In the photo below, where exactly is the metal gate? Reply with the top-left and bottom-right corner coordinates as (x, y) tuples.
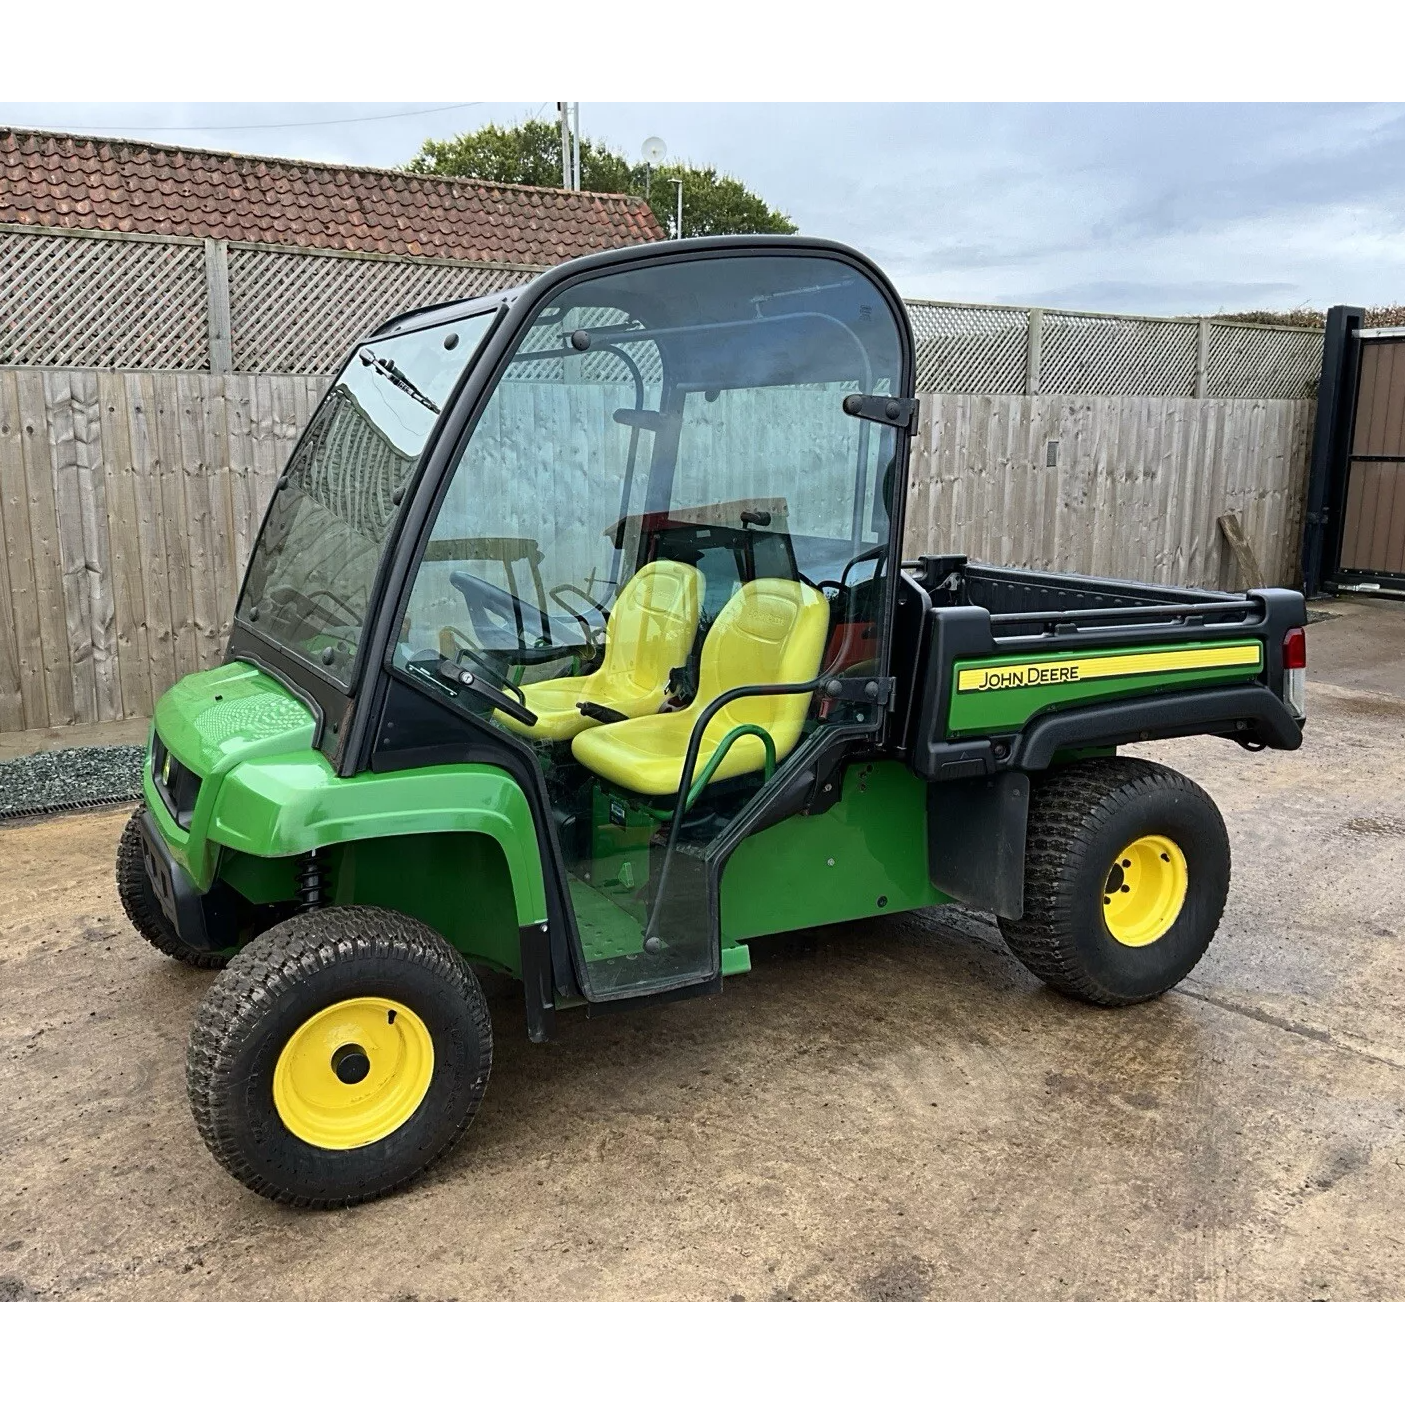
(1303, 312), (1405, 596)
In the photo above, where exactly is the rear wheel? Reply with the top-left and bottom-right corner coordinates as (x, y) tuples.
(116, 806), (230, 970)
(998, 758), (1230, 1005)
(186, 906), (492, 1208)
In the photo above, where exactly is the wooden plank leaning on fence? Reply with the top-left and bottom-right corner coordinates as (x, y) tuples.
(1217, 510), (1267, 591)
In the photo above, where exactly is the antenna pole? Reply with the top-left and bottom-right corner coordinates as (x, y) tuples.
(558, 103), (571, 189)
(572, 103), (582, 190)
(671, 177), (683, 239)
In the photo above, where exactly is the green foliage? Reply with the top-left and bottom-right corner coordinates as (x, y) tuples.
(1216, 306), (1405, 329)
(642, 162), (796, 238)
(405, 119), (633, 193)
(405, 120), (796, 238)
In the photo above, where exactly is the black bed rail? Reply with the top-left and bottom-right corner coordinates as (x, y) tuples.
(990, 596), (1262, 639)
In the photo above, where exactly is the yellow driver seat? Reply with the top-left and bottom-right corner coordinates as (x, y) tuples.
(570, 577), (829, 796)
(497, 560), (703, 742)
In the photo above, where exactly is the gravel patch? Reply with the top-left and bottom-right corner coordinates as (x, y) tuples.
(0, 745), (144, 818)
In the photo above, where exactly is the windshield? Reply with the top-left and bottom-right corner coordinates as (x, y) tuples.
(235, 307), (496, 684)
(396, 256), (902, 695)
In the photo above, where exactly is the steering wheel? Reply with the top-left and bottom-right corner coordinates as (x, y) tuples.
(549, 581), (610, 643)
(449, 570), (588, 662)
(305, 589), (359, 624)
(548, 583), (610, 660)
(550, 581), (611, 621)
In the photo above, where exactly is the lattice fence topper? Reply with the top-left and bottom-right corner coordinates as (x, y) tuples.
(1207, 321), (1323, 399)
(906, 301), (1030, 395)
(1, 226), (1329, 397)
(1039, 312), (1199, 397)
(228, 246), (526, 375)
(0, 229), (208, 370)
(906, 296), (1325, 398)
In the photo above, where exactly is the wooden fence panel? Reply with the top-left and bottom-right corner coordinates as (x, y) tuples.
(0, 373), (1315, 734)
(125, 372), (178, 706)
(97, 371), (152, 720)
(904, 393), (1315, 592)
(16, 369), (76, 727)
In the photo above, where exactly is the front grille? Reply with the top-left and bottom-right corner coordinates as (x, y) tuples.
(151, 733), (202, 829)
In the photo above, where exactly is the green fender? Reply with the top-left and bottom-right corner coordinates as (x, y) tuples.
(207, 753), (549, 927)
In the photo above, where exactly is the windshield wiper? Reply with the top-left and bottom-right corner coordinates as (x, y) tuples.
(358, 348), (440, 414)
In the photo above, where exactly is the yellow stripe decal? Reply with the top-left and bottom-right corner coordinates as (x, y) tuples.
(956, 643), (1263, 694)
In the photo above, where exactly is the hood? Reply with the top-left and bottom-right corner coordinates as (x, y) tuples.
(153, 662), (316, 779)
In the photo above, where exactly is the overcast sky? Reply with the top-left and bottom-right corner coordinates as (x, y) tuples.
(4, 101), (1403, 315)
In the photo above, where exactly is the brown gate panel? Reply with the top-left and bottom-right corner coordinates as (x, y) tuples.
(1340, 338), (1405, 575)
(1341, 462), (1405, 571)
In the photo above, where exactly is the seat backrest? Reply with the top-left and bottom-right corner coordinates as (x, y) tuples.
(583, 560), (703, 702)
(694, 578), (830, 755)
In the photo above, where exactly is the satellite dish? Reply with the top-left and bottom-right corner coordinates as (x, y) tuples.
(641, 136), (667, 165)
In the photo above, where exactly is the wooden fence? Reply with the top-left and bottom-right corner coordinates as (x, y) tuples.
(907, 394), (1316, 593)
(0, 368), (1314, 734)
(0, 369), (328, 734)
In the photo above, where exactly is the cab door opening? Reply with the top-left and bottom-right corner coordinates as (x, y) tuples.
(391, 252), (909, 1001)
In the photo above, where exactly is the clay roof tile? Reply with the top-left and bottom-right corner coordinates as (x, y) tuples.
(0, 125), (665, 262)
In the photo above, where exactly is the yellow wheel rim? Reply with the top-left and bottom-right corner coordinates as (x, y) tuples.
(272, 997), (434, 1150)
(1102, 834), (1188, 947)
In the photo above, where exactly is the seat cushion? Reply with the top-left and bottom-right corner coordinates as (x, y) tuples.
(495, 560), (702, 741)
(497, 674), (599, 742)
(571, 578), (829, 796)
(570, 707), (781, 796)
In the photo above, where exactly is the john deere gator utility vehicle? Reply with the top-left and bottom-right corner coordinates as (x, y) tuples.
(118, 236), (1308, 1207)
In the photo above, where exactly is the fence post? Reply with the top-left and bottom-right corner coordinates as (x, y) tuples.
(1195, 318), (1210, 397)
(1025, 308), (1043, 396)
(204, 239), (232, 375)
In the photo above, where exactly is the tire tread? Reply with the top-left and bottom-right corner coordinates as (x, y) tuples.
(186, 906), (492, 1209)
(998, 757), (1228, 1006)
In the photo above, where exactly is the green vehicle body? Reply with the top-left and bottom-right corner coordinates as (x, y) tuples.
(143, 625), (1293, 999)
(133, 234), (1307, 1041)
(145, 661), (954, 984)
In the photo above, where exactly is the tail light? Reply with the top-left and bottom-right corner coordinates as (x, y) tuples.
(1282, 626), (1306, 721)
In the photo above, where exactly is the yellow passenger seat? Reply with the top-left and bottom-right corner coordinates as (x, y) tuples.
(570, 578), (829, 796)
(497, 560), (703, 742)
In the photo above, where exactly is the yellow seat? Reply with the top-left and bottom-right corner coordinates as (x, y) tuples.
(571, 578), (829, 796)
(497, 560), (703, 742)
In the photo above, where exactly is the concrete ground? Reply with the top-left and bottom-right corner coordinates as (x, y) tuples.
(2, 597), (1403, 1301)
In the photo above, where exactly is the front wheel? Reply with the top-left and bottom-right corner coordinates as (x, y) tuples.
(116, 807), (231, 970)
(998, 758), (1230, 1006)
(186, 906), (492, 1208)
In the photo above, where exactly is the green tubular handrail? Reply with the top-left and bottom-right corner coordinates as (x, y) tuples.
(684, 724), (776, 811)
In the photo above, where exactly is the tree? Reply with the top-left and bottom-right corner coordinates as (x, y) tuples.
(405, 119), (634, 194)
(405, 120), (796, 238)
(644, 162), (796, 238)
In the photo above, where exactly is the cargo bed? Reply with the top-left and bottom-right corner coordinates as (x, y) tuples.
(893, 555), (1305, 781)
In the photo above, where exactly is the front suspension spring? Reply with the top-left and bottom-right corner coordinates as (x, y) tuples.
(296, 850), (328, 911)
